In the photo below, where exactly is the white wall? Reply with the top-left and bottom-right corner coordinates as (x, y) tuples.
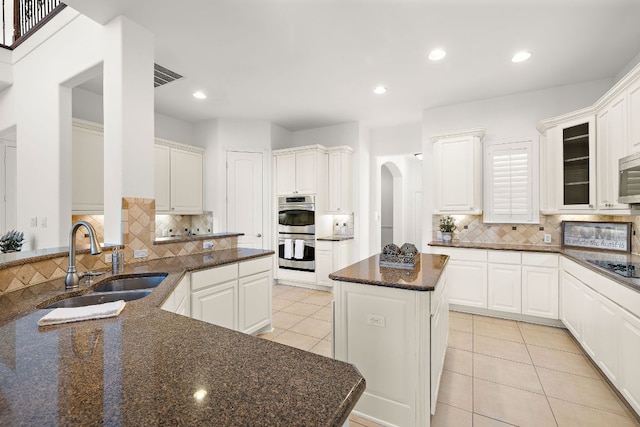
(72, 87), (195, 145)
(270, 123), (292, 150)
(421, 78), (614, 249)
(291, 122), (359, 148)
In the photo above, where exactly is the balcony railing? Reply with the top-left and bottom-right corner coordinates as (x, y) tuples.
(2, 0), (64, 48)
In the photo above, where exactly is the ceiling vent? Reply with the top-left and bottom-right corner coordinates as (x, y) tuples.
(154, 63), (183, 88)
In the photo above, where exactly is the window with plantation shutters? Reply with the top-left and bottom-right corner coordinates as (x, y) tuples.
(484, 138), (539, 224)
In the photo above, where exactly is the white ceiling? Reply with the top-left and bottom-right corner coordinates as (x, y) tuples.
(66, 0), (640, 131)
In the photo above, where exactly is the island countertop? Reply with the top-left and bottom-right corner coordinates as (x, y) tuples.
(329, 253), (449, 291)
(0, 248), (365, 426)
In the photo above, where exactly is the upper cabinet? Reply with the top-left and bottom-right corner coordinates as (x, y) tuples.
(628, 77), (640, 153)
(432, 129), (484, 214)
(273, 146), (328, 196)
(327, 146), (353, 213)
(72, 119), (104, 213)
(558, 116), (596, 210)
(155, 138), (204, 214)
(597, 94), (628, 210)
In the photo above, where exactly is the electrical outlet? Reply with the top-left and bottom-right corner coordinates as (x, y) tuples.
(436, 230), (443, 240)
(105, 253), (113, 263)
(133, 249), (147, 259)
(203, 241), (213, 249)
(366, 314), (386, 328)
(40, 217), (47, 228)
(544, 234), (552, 244)
(30, 217), (37, 227)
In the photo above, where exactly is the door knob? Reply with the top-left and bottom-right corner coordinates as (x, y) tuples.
(256, 233), (262, 238)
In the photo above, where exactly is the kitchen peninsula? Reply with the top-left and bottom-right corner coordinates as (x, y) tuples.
(0, 249), (365, 426)
(329, 253), (449, 427)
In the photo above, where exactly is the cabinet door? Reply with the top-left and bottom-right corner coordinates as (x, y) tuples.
(579, 284), (598, 359)
(239, 271), (271, 334)
(628, 77), (640, 152)
(170, 148), (203, 213)
(191, 280), (238, 330)
(521, 266), (559, 319)
(447, 260), (487, 308)
(316, 249), (333, 286)
(430, 273), (448, 413)
(295, 150), (318, 194)
(275, 153), (297, 195)
(434, 136), (481, 213)
(559, 116), (596, 210)
(487, 263), (521, 313)
(154, 144), (171, 212)
(620, 308), (640, 415)
(597, 95), (628, 210)
(595, 295), (619, 383)
(336, 240), (352, 270)
(560, 271), (583, 339)
(328, 151), (353, 212)
(72, 125), (104, 212)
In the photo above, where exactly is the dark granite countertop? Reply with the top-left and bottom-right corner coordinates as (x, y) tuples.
(329, 253), (448, 291)
(428, 240), (640, 294)
(0, 248), (365, 426)
(317, 236), (355, 242)
(153, 231), (243, 245)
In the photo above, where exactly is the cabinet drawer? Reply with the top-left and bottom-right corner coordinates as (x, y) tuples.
(192, 263), (238, 290)
(523, 252), (558, 268)
(488, 250), (521, 265)
(316, 240), (333, 251)
(239, 256), (272, 278)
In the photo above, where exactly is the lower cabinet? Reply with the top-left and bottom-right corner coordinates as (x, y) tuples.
(448, 260), (488, 308)
(333, 268), (448, 426)
(488, 251), (521, 314)
(560, 258), (640, 417)
(521, 253), (559, 319)
(316, 239), (353, 287)
(162, 255), (273, 335)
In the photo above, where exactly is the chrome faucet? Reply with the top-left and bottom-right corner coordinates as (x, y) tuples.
(65, 221), (103, 290)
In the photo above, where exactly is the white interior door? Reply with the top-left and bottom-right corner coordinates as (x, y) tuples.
(226, 151), (264, 248)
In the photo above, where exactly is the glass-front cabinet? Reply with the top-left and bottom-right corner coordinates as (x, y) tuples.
(559, 116), (596, 210)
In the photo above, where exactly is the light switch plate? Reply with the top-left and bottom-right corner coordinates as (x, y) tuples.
(30, 217), (37, 227)
(203, 241), (213, 249)
(105, 253), (112, 263)
(40, 217), (47, 228)
(544, 234), (552, 243)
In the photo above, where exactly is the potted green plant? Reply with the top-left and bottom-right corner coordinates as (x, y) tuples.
(438, 216), (456, 244)
(0, 230), (25, 253)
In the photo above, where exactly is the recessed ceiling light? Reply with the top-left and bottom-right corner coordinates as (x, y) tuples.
(428, 49), (446, 61)
(193, 91), (207, 99)
(373, 86), (387, 95)
(512, 51), (532, 63)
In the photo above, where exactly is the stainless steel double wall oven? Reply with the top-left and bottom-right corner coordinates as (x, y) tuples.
(278, 195), (315, 272)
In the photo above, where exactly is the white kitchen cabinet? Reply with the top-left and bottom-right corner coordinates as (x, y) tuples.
(191, 263), (239, 330)
(316, 239), (353, 287)
(333, 266), (448, 426)
(620, 308), (640, 415)
(560, 271), (584, 339)
(628, 76), (640, 152)
(327, 147), (353, 213)
(596, 94), (628, 210)
(558, 116), (597, 210)
(238, 256), (273, 334)
(595, 295), (620, 382)
(161, 275), (191, 316)
(72, 119), (104, 213)
(154, 138), (204, 214)
(521, 253), (559, 319)
(274, 146), (327, 196)
(447, 260), (488, 308)
(432, 129), (484, 214)
(487, 251), (521, 314)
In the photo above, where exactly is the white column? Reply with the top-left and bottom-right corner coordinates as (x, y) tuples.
(103, 16), (154, 244)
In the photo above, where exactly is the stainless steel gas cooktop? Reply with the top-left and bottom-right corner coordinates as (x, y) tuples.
(587, 259), (640, 278)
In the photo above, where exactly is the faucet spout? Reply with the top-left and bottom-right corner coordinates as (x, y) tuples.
(65, 221), (103, 290)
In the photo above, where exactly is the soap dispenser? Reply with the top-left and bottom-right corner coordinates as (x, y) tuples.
(112, 246), (124, 274)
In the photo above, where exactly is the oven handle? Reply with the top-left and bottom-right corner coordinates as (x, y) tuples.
(278, 204), (315, 212)
(278, 236), (315, 245)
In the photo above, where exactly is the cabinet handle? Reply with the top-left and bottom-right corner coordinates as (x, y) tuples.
(589, 204), (594, 208)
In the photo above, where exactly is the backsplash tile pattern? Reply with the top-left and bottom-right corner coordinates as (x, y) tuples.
(155, 213), (213, 238)
(433, 214), (640, 254)
(0, 199), (236, 295)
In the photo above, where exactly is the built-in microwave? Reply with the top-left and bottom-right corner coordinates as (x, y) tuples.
(618, 152), (640, 204)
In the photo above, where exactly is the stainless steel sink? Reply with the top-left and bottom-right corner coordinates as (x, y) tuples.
(43, 290), (152, 309)
(93, 273), (168, 292)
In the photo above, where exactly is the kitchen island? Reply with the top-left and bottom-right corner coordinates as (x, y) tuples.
(0, 248), (365, 426)
(329, 253), (449, 427)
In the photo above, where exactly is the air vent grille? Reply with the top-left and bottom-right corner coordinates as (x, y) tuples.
(154, 63), (183, 88)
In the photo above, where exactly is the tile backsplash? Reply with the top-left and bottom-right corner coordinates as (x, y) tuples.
(433, 214), (640, 254)
(155, 213), (213, 238)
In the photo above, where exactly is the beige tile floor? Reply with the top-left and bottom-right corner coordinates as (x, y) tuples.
(259, 285), (640, 427)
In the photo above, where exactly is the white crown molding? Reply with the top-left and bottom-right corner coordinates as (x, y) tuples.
(536, 105), (596, 134)
(72, 118), (104, 134)
(430, 128), (485, 143)
(154, 137), (205, 153)
(272, 144), (328, 155)
(326, 145), (354, 153)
